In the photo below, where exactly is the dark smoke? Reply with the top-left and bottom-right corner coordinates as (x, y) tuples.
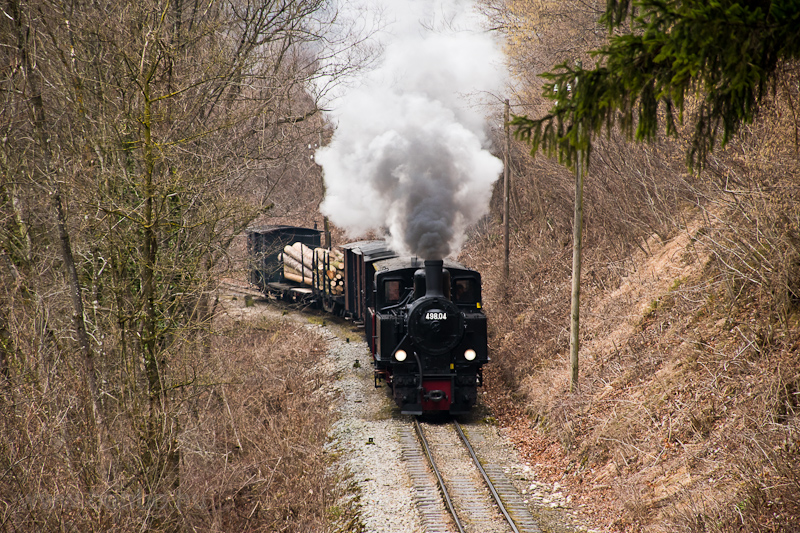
(390, 137), (460, 260)
(316, 0), (505, 258)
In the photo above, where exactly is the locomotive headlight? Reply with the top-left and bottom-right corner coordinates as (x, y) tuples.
(395, 349), (408, 362)
(464, 349), (477, 361)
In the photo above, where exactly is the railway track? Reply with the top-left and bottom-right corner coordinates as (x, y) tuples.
(405, 418), (543, 533)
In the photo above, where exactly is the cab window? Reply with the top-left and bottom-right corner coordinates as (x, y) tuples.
(453, 279), (476, 303)
(383, 280), (402, 305)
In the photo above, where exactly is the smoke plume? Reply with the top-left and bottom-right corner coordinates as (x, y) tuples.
(316, 0), (505, 259)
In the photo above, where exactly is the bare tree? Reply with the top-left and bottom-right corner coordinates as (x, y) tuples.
(0, 0), (366, 528)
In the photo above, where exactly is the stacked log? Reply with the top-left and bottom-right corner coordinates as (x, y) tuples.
(314, 247), (345, 296)
(279, 242), (314, 285)
(279, 242), (345, 296)
(281, 264), (313, 285)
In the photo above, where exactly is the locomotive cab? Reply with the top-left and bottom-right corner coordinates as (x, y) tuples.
(373, 257), (488, 415)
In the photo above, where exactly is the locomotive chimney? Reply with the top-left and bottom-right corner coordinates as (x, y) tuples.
(424, 259), (444, 297)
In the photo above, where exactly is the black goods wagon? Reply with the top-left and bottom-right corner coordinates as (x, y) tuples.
(247, 225), (320, 288)
(338, 240), (397, 322)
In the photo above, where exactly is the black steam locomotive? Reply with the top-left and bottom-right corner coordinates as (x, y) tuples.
(247, 225), (488, 415)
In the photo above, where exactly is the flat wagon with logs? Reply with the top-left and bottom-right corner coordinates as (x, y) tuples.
(247, 226), (397, 318)
(247, 225), (346, 313)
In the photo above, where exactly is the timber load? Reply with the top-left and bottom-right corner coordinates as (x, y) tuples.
(279, 242), (344, 296)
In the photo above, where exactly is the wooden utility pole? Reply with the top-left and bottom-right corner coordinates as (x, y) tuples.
(503, 99), (510, 279)
(320, 132), (332, 250)
(570, 64), (583, 393)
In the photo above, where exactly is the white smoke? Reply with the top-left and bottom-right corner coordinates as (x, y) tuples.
(316, 0), (505, 259)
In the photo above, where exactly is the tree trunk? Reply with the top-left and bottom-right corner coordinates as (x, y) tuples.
(11, 0), (104, 479)
(570, 119), (584, 394)
(141, 74), (181, 512)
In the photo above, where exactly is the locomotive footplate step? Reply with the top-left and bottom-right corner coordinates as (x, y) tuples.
(401, 404), (423, 416)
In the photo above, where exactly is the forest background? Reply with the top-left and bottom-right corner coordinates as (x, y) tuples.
(1, 0), (798, 532)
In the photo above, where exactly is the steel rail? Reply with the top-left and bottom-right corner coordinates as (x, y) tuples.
(413, 417), (466, 533)
(454, 420), (521, 533)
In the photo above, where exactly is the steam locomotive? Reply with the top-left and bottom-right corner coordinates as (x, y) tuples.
(247, 225), (488, 415)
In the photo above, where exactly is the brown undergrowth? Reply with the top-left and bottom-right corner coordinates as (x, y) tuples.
(464, 117), (800, 531)
(0, 293), (342, 532)
(177, 302), (340, 531)
(466, 207), (800, 532)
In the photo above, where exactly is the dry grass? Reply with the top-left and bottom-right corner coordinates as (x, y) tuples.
(0, 297), (345, 532)
(177, 312), (339, 531)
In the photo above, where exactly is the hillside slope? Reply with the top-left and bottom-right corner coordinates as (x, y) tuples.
(465, 209), (800, 532)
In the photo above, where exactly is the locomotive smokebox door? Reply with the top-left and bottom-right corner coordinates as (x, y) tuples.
(406, 261), (462, 356)
(408, 300), (463, 356)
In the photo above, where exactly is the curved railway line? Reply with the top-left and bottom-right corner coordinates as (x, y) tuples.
(408, 418), (543, 533)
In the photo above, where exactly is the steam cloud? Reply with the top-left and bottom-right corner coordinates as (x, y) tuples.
(316, 0), (505, 260)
